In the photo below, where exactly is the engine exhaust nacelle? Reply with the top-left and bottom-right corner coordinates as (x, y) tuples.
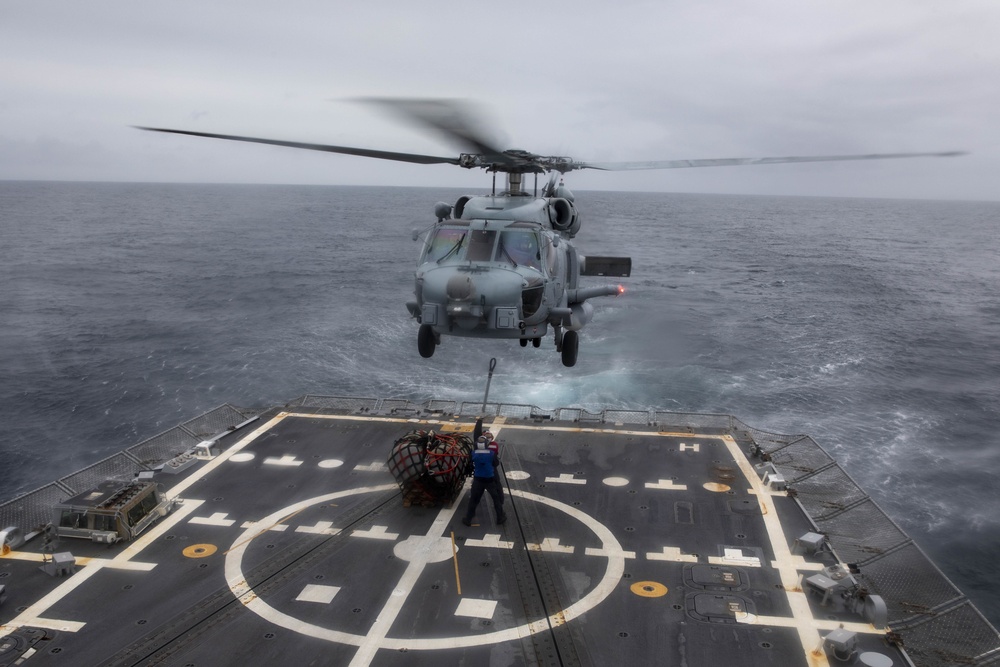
(549, 198), (581, 237)
(454, 195), (473, 219)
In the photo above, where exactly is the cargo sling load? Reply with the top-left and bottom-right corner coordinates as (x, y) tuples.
(387, 430), (474, 506)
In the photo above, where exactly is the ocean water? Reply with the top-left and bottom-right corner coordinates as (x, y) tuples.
(1, 181), (998, 626)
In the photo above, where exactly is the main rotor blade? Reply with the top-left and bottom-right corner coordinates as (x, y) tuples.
(135, 127), (461, 166)
(580, 151), (966, 172)
(356, 98), (511, 164)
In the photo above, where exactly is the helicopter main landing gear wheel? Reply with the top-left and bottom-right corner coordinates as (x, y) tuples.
(532, 337), (541, 348)
(418, 324), (436, 358)
(519, 338), (528, 347)
(561, 330), (579, 367)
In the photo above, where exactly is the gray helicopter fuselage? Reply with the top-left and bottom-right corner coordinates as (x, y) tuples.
(406, 193), (600, 341)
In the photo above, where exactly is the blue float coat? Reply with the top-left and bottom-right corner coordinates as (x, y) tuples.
(471, 448), (498, 479)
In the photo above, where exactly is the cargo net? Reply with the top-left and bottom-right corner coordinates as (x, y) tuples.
(387, 430), (473, 507)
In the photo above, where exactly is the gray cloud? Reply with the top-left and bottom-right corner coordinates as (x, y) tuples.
(1, 0), (996, 200)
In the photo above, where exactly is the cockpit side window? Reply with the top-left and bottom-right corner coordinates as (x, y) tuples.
(423, 228), (466, 264)
(495, 231), (542, 271)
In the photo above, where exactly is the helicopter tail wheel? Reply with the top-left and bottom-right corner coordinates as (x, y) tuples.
(532, 337), (541, 348)
(561, 330), (579, 367)
(520, 338), (528, 348)
(418, 324), (436, 358)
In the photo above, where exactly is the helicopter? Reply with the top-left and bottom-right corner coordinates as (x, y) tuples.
(138, 98), (963, 366)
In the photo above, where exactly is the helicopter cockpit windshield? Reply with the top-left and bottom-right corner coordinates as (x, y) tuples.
(467, 230), (497, 262)
(495, 230), (542, 271)
(422, 225), (545, 272)
(423, 227), (467, 264)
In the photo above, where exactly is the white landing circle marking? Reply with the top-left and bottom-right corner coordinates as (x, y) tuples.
(455, 598), (498, 619)
(602, 477), (629, 487)
(504, 470), (530, 480)
(229, 453), (255, 463)
(224, 487), (625, 652)
(393, 535), (455, 563)
(318, 459), (345, 469)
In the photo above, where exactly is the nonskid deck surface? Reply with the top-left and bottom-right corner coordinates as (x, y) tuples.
(0, 409), (931, 665)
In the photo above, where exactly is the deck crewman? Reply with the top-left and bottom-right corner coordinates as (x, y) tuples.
(481, 429), (504, 495)
(462, 435), (506, 526)
(472, 418), (504, 496)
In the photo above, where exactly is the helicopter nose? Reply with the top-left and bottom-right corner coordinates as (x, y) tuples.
(421, 268), (524, 330)
(446, 274), (475, 301)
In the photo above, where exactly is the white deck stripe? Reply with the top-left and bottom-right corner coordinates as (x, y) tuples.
(347, 480), (470, 667)
(646, 546), (697, 563)
(0, 498), (204, 637)
(16, 617), (86, 632)
(644, 479), (688, 490)
(586, 547), (636, 559)
(720, 435), (884, 665)
(0, 551), (157, 571)
(740, 614), (883, 634)
(545, 473), (586, 485)
(190, 512), (236, 527)
(527, 538), (575, 554)
(466, 534), (515, 549)
(165, 414), (289, 498)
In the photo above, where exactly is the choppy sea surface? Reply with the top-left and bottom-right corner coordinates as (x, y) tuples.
(1, 181), (998, 625)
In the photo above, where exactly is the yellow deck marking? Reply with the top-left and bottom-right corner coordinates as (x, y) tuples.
(183, 544), (218, 558)
(703, 482), (731, 492)
(451, 531), (462, 595)
(283, 413), (427, 424)
(279, 412), (720, 442)
(440, 423), (474, 432)
(630, 581), (668, 598)
(465, 422), (726, 440)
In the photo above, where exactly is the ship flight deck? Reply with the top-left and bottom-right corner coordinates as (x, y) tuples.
(2, 398), (998, 666)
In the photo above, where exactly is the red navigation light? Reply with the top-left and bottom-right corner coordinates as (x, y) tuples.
(617, 285), (626, 295)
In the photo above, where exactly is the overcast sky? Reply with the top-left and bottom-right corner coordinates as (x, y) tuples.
(2, 1), (998, 200)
